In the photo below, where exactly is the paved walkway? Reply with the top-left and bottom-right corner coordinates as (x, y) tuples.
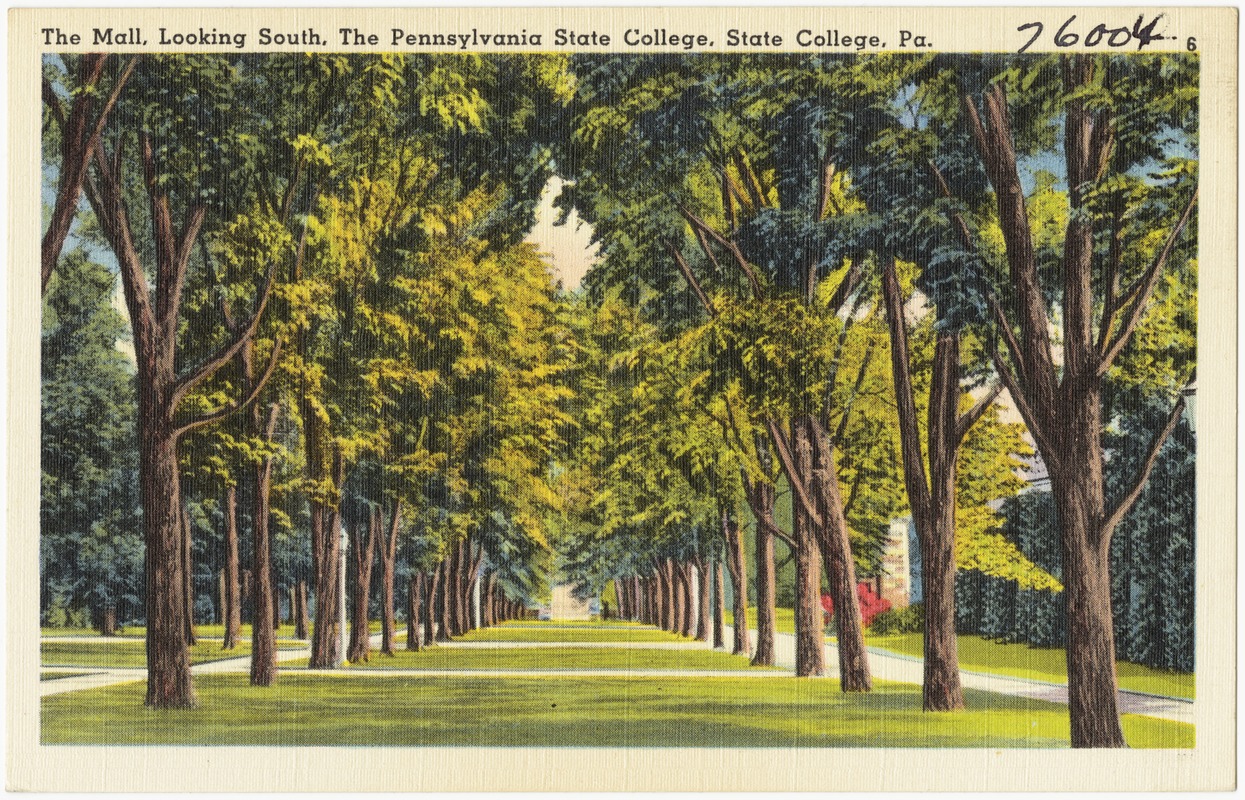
(722, 628), (1193, 724)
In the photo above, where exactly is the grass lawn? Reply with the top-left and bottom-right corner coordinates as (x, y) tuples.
(40, 627), (143, 638)
(866, 633), (1194, 700)
(40, 671), (98, 681)
(42, 623), (317, 640)
(40, 673), (1192, 748)
(458, 624), (684, 644)
(323, 645), (776, 672)
(40, 640), (304, 669)
(725, 607), (798, 635)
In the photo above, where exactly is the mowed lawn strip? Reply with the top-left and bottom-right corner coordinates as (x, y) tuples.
(41, 640), (304, 669)
(41, 674), (1192, 748)
(866, 633), (1194, 700)
(305, 646), (777, 672)
(458, 624), (689, 644)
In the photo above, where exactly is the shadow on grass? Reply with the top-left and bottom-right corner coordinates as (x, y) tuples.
(41, 674), (1193, 749)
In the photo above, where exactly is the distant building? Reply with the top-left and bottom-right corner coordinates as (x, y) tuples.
(880, 519), (912, 608)
(549, 584), (592, 620)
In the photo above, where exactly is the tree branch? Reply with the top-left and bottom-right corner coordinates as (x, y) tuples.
(1098, 186), (1199, 375)
(990, 345), (1055, 465)
(173, 339), (283, 439)
(954, 380), (1004, 447)
(663, 239), (715, 316)
(170, 259), (280, 409)
(678, 204), (763, 298)
(764, 419), (824, 530)
(1098, 388), (1190, 546)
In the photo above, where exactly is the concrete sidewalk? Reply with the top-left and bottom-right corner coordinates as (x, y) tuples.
(722, 628), (1193, 724)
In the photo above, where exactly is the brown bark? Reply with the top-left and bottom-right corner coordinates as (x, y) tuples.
(249, 402), (281, 686)
(790, 418), (825, 678)
(435, 558), (452, 642)
(695, 559), (710, 642)
(679, 561), (695, 638)
(378, 498), (402, 656)
(488, 573), (499, 627)
(746, 480), (778, 666)
(712, 561), (725, 649)
(881, 258), (963, 710)
(406, 572), (423, 651)
(347, 507), (379, 663)
(97, 604), (118, 637)
(222, 484), (242, 649)
(294, 580), (309, 640)
(656, 563), (674, 632)
(721, 508), (751, 657)
(141, 424), (196, 707)
(424, 569), (440, 645)
(799, 415), (872, 689)
(180, 501), (196, 646)
(308, 498), (343, 667)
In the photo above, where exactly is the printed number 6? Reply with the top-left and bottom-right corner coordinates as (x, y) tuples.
(1187, 37), (1197, 51)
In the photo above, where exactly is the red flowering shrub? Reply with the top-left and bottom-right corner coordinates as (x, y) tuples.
(821, 583), (893, 629)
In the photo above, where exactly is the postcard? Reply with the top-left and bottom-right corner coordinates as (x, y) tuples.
(9, 5), (1236, 792)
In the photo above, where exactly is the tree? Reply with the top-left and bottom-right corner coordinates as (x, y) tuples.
(41, 54), (136, 294)
(68, 55), (286, 706)
(41, 250), (141, 632)
(952, 53), (1197, 746)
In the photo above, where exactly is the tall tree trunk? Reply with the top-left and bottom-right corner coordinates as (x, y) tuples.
(347, 507), (379, 663)
(882, 256), (966, 710)
(180, 500), (196, 646)
(294, 580), (309, 640)
(222, 483), (241, 649)
(712, 561), (725, 649)
(308, 452), (345, 668)
(1051, 406), (1126, 748)
(98, 603), (118, 637)
(680, 561), (695, 637)
(695, 559), (710, 642)
(141, 423), (195, 708)
(721, 508), (751, 657)
(802, 415), (872, 690)
(790, 418), (826, 678)
(249, 404), (281, 686)
(379, 498), (401, 657)
(747, 480), (778, 666)
(407, 572), (423, 651)
(423, 570), (439, 646)
(436, 558), (452, 642)
(483, 572), (497, 628)
(655, 564), (672, 632)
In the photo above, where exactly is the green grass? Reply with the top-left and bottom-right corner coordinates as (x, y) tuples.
(724, 607), (798, 635)
(866, 633), (1195, 700)
(40, 671), (97, 681)
(40, 673), (1192, 748)
(41, 623), (308, 640)
(41, 627), (143, 638)
(458, 624), (683, 644)
(40, 639), (304, 669)
(324, 645), (776, 672)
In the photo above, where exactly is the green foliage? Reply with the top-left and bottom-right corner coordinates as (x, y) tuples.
(41, 251), (142, 624)
(869, 603), (924, 635)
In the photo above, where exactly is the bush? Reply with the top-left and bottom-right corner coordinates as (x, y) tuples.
(869, 603), (924, 635)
